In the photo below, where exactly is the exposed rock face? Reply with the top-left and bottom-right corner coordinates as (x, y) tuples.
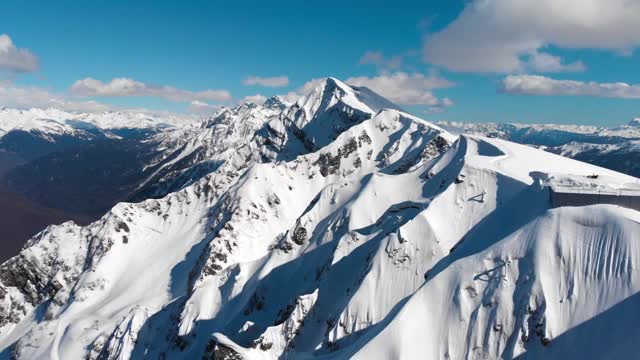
(95, 306), (150, 360)
(252, 290), (319, 357)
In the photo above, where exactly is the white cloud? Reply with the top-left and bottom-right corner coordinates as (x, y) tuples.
(242, 75), (289, 87)
(345, 72), (454, 106)
(297, 78), (326, 95)
(187, 100), (222, 114)
(527, 52), (586, 73)
(70, 77), (232, 102)
(500, 74), (640, 98)
(0, 34), (38, 73)
(425, 101), (454, 114)
(276, 78), (326, 104)
(423, 0), (640, 73)
(359, 51), (403, 70)
(0, 81), (112, 112)
(239, 94), (267, 105)
(278, 91), (302, 105)
(0, 81), (209, 116)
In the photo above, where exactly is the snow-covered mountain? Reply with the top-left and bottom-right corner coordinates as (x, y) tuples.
(437, 120), (640, 177)
(130, 78), (403, 201)
(0, 78), (639, 360)
(2, 79), (405, 251)
(129, 98), (286, 201)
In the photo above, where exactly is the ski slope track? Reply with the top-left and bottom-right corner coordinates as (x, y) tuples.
(0, 78), (638, 359)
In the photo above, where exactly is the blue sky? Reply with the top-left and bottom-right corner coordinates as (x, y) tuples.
(2, 0), (640, 126)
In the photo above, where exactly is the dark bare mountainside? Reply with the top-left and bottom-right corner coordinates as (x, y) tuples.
(0, 183), (91, 261)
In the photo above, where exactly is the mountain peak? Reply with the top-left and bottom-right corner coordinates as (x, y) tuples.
(263, 95), (288, 110)
(279, 77), (384, 151)
(628, 118), (640, 127)
(323, 76), (350, 91)
(292, 77), (401, 120)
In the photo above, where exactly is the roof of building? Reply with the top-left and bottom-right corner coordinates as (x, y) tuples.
(547, 174), (640, 197)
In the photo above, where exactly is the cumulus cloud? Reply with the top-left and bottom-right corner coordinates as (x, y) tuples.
(239, 94), (268, 105)
(187, 100), (222, 114)
(500, 75), (640, 99)
(0, 81), (112, 112)
(0, 81), (209, 116)
(424, 0), (640, 73)
(527, 52), (586, 73)
(425, 98), (455, 114)
(0, 34), (38, 73)
(345, 72), (454, 107)
(359, 51), (404, 70)
(242, 75), (289, 87)
(278, 91), (302, 105)
(297, 78), (326, 96)
(276, 78), (326, 104)
(70, 77), (232, 102)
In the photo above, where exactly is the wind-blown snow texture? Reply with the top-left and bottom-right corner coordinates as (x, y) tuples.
(436, 120), (640, 178)
(1, 78), (639, 360)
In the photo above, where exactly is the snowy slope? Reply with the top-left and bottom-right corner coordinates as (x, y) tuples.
(353, 203), (640, 359)
(436, 120), (640, 178)
(0, 78), (638, 360)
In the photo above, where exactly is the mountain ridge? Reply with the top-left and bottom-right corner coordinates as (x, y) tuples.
(437, 120), (640, 178)
(0, 78), (638, 359)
